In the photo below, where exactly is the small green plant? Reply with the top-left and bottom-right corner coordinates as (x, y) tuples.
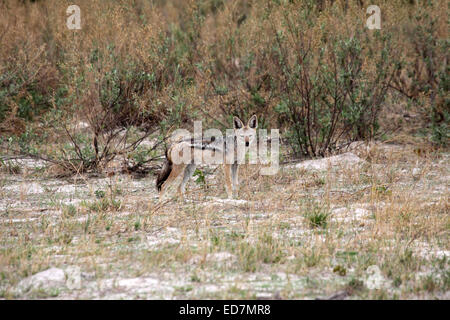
(175, 285), (193, 294)
(303, 249), (322, 268)
(393, 276), (402, 288)
(304, 204), (330, 229)
(333, 265), (347, 276)
(127, 236), (140, 243)
(190, 273), (201, 282)
(62, 204), (77, 217)
(86, 198), (121, 212)
(134, 219), (141, 231)
(374, 184), (391, 196)
(193, 169), (206, 188)
(84, 214), (91, 234)
(421, 275), (437, 293)
(33, 288), (60, 298)
(443, 271), (450, 291)
(346, 278), (365, 294)
(235, 232), (284, 272)
(94, 190), (106, 199)
(238, 243), (257, 272)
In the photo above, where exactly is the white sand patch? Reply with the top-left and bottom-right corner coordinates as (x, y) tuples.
(145, 237), (180, 248)
(65, 266), (82, 290)
(289, 152), (365, 172)
(116, 277), (159, 290)
(116, 211), (133, 217)
(62, 199), (85, 206)
(364, 265), (391, 290)
(0, 217), (38, 223)
(255, 292), (273, 299)
(207, 252), (236, 262)
(90, 276), (186, 299)
(145, 227), (182, 249)
(55, 184), (85, 193)
(3, 158), (47, 170)
(193, 284), (223, 294)
(331, 207), (372, 223)
(414, 241), (450, 260)
(15, 268), (66, 295)
(4, 182), (44, 194)
(205, 197), (249, 206)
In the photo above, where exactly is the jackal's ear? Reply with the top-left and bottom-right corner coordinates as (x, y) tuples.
(233, 116), (244, 129)
(248, 114), (258, 129)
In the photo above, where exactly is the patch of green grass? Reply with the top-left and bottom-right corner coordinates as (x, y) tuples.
(134, 220), (141, 231)
(303, 249), (322, 268)
(193, 169), (206, 188)
(237, 242), (258, 272)
(30, 287), (60, 298)
(127, 236), (140, 243)
(333, 265), (347, 276)
(190, 273), (201, 282)
(174, 285), (193, 294)
(314, 176), (326, 186)
(443, 270), (450, 291)
(345, 278), (365, 294)
(94, 189), (106, 199)
(393, 276), (402, 288)
(374, 184), (391, 196)
(225, 286), (256, 299)
(336, 250), (359, 261)
(257, 233), (284, 264)
(236, 233), (284, 272)
(84, 198), (121, 212)
(210, 230), (245, 250)
(381, 248), (424, 288)
(419, 275), (438, 293)
(303, 204), (330, 229)
(278, 222), (290, 230)
(62, 204), (77, 217)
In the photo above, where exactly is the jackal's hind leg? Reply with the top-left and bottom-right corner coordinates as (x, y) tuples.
(159, 164), (186, 202)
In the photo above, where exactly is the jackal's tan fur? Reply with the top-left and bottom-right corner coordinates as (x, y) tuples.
(156, 115), (258, 201)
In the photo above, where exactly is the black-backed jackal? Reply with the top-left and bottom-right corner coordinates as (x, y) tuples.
(156, 115), (258, 201)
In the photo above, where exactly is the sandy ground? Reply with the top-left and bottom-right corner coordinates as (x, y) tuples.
(0, 143), (448, 299)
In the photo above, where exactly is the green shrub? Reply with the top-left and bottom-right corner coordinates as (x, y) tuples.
(272, 19), (398, 156)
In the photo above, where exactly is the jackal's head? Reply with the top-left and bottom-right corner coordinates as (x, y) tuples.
(233, 115), (258, 147)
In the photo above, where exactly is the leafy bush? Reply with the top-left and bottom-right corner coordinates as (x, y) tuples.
(271, 13), (398, 156)
(391, 3), (449, 146)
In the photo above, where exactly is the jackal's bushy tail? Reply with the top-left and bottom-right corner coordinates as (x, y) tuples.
(156, 150), (172, 191)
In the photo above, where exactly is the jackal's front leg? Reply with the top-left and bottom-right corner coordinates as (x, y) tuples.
(231, 163), (239, 198)
(177, 164), (196, 202)
(223, 164), (233, 199)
